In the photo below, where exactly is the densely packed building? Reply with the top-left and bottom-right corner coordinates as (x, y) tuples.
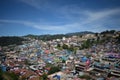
(0, 31), (120, 80)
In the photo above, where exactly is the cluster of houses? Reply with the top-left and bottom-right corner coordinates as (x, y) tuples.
(0, 31), (120, 80)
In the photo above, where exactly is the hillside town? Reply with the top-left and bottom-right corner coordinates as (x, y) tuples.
(0, 30), (120, 80)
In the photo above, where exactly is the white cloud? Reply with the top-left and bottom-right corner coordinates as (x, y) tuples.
(18, 0), (54, 10)
(0, 7), (120, 33)
(0, 19), (70, 32)
(62, 8), (120, 32)
(83, 8), (120, 24)
(18, 0), (43, 9)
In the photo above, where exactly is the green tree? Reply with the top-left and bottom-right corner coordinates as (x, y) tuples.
(62, 60), (66, 63)
(79, 75), (92, 80)
(57, 44), (63, 50)
(48, 66), (60, 75)
(62, 44), (68, 49)
(57, 44), (61, 48)
(0, 36), (27, 47)
(0, 69), (19, 80)
(40, 73), (48, 80)
(0, 69), (3, 80)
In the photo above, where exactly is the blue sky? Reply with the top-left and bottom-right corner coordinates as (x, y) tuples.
(0, 0), (120, 36)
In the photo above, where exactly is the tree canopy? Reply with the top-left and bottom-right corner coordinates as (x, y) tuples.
(0, 36), (27, 46)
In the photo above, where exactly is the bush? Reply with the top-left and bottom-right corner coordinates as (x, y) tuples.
(0, 69), (19, 80)
(40, 73), (48, 80)
(79, 75), (92, 80)
(48, 66), (60, 75)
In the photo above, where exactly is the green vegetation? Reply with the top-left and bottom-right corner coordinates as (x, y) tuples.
(57, 44), (61, 48)
(62, 44), (69, 49)
(81, 39), (92, 49)
(79, 74), (92, 80)
(48, 66), (60, 75)
(116, 34), (120, 43)
(25, 31), (94, 41)
(40, 73), (48, 80)
(100, 30), (116, 34)
(0, 36), (27, 46)
(80, 39), (96, 49)
(0, 69), (19, 80)
(24, 59), (31, 65)
(62, 44), (77, 52)
(62, 59), (66, 63)
(80, 37), (105, 50)
(25, 34), (68, 41)
(45, 63), (54, 68)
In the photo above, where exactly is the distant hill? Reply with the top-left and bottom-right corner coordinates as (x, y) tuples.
(25, 31), (94, 41)
(66, 31), (94, 36)
(0, 30), (119, 46)
(0, 36), (27, 47)
(25, 34), (67, 41)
